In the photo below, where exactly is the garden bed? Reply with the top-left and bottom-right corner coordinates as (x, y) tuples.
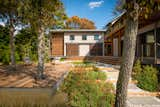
(59, 63), (115, 107)
(0, 63), (70, 88)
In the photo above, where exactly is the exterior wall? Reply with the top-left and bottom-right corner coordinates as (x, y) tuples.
(138, 20), (160, 35)
(105, 27), (124, 57)
(66, 44), (79, 56)
(64, 32), (104, 56)
(105, 12), (160, 64)
(64, 32), (104, 43)
(51, 33), (64, 56)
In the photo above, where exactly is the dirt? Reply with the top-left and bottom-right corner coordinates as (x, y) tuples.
(0, 63), (70, 88)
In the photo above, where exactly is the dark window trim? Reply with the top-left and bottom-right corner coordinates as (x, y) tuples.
(82, 35), (87, 40)
(94, 34), (99, 40)
(70, 35), (75, 40)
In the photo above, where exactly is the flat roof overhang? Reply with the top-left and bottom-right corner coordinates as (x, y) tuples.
(50, 29), (106, 33)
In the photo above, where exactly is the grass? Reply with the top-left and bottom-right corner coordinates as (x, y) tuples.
(72, 61), (94, 67)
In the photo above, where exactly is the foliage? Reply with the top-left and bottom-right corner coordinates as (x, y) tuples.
(15, 28), (38, 61)
(18, 0), (67, 77)
(66, 16), (96, 29)
(0, 0), (22, 66)
(59, 57), (66, 62)
(0, 26), (10, 64)
(132, 59), (142, 80)
(60, 64), (115, 107)
(137, 65), (158, 92)
(73, 61), (93, 66)
(19, 0), (67, 32)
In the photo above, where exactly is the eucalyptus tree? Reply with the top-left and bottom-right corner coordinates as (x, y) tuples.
(19, 0), (66, 79)
(114, 0), (160, 107)
(0, 0), (20, 69)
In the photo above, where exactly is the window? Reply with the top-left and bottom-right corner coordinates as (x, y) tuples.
(94, 34), (99, 40)
(82, 35), (87, 40)
(70, 35), (75, 40)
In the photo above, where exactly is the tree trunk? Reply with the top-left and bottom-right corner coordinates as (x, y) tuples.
(115, 6), (139, 107)
(37, 26), (45, 79)
(9, 20), (16, 70)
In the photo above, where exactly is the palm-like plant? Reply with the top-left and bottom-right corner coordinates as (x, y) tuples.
(19, 0), (66, 79)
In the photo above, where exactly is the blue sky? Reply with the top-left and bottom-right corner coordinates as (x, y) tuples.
(61, 0), (117, 29)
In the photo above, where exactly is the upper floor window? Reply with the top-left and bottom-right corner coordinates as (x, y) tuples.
(94, 34), (99, 40)
(70, 35), (75, 40)
(82, 35), (87, 40)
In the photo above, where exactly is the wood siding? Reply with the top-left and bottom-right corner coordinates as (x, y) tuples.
(66, 44), (79, 56)
(51, 33), (64, 56)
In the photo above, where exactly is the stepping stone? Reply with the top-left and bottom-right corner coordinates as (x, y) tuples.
(127, 96), (160, 107)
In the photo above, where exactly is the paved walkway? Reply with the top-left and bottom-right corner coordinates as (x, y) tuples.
(95, 62), (160, 107)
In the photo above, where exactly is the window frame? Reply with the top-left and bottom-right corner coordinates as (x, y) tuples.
(70, 35), (75, 40)
(82, 35), (87, 40)
(94, 34), (99, 40)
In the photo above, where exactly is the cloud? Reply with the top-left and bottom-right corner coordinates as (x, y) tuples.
(88, 1), (104, 9)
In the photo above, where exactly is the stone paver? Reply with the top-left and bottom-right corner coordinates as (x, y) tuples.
(127, 96), (160, 107)
(95, 63), (160, 107)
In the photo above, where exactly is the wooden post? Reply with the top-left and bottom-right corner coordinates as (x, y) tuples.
(141, 44), (143, 62)
(154, 24), (157, 64)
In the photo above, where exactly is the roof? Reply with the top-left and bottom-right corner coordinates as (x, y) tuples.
(50, 29), (106, 33)
(105, 11), (126, 28)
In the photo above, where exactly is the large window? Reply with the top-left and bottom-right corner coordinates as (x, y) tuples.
(94, 34), (99, 40)
(70, 35), (75, 40)
(141, 31), (155, 57)
(82, 35), (87, 40)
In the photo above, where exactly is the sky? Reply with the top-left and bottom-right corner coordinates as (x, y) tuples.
(61, 0), (117, 29)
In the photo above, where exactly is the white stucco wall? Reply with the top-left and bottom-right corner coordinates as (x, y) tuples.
(63, 32), (104, 56)
(64, 32), (104, 43)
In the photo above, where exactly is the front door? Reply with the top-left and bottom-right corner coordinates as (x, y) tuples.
(113, 38), (118, 57)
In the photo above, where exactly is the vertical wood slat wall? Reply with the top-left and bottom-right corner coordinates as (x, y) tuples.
(51, 33), (64, 56)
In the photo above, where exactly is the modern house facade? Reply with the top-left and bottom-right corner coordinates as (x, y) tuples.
(104, 12), (160, 64)
(49, 11), (160, 65)
(50, 29), (106, 57)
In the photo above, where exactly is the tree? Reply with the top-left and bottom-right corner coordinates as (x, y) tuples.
(15, 28), (37, 61)
(115, 0), (160, 107)
(19, 0), (66, 79)
(0, 0), (20, 69)
(66, 16), (96, 29)
(0, 25), (10, 64)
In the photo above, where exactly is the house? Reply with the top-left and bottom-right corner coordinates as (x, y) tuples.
(49, 29), (106, 57)
(105, 11), (160, 64)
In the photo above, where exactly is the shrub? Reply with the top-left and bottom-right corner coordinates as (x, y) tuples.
(137, 65), (158, 92)
(132, 59), (142, 80)
(0, 49), (10, 65)
(60, 70), (115, 107)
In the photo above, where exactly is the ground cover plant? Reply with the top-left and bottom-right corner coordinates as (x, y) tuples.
(60, 63), (115, 107)
(132, 60), (159, 92)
